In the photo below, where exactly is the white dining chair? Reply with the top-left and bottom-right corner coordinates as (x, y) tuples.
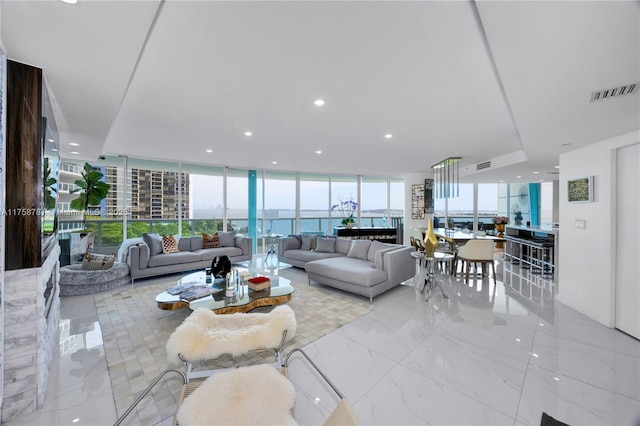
(454, 239), (496, 284)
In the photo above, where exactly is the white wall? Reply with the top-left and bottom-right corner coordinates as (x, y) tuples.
(403, 173), (432, 246)
(558, 130), (640, 327)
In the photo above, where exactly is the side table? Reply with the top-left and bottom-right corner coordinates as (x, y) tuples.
(410, 251), (450, 301)
(261, 234), (282, 264)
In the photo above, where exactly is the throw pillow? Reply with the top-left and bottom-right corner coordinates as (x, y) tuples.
(334, 238), (351, 255)
(143, 233), (163, 256)
(347, 239), (371, 260)
(315, 237), (336, 253)
(217, 231), (237, 247)
(202, 232), (221, 249)
(300, 235), (317, 251)
(81, 253), (115, 271)
(367, 240), (389, 262)
(162, 234), (180, 254)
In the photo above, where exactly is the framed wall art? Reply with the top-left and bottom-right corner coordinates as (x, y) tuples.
(411, 184), (425, 219)
(567, 176), (593, 203)
(424, 178), (434, 214)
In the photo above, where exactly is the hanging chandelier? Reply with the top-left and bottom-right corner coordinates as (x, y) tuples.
(431, 157), (461, 199)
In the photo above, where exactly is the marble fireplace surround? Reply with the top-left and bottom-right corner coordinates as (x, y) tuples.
(1, 244), (61, 422)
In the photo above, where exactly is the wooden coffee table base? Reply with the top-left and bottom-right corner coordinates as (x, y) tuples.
(209, 294), (292, 314)
(156, 293), (292, 314)
(157, 300), (189, 311)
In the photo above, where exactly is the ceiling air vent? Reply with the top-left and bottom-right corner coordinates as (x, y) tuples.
(590, 82), (639, 102)
(476, 161), (491, 171)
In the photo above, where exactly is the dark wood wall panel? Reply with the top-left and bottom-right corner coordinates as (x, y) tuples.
(6, 60), (43, 270)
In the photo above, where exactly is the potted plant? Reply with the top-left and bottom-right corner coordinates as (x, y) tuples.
(67, 163), (110, 262)
(492, 215), (509, 232)
(70, 162), (111, 219)
(331, 197), (357, 229)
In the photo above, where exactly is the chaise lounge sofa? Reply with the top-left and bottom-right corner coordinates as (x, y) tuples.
(118, 232), (252, 282)
(279, 235), (415, 302)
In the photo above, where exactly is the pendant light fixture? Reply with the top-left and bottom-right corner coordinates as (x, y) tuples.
(431, 157), (461, 199)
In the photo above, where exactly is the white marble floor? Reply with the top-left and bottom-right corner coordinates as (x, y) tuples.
(5, 259), (640, 425)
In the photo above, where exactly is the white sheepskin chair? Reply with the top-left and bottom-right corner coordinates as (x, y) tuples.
(175, 363), (297, 426)
(166, 305), (297, 367)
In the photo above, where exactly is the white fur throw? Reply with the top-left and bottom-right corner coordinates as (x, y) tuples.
(176, 363), (297, 426)
(166, 305), (297, 365)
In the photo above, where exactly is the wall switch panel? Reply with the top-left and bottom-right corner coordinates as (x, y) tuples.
(575, 219), (587, 229)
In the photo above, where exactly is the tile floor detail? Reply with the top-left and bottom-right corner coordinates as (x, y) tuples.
(5, 258), (640, 425)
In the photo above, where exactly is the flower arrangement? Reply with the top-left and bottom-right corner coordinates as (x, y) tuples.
(331, 197), (357, 226)
(492, 216), (509, 225)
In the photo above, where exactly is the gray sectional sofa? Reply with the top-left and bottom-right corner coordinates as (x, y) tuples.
(279, 235), (415, 302)
(118, 232), (252, 282)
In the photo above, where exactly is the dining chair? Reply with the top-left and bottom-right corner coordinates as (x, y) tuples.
(454, 239), (496, 284)
(408, 227), (417, 249)
(412, 227), (425, 251)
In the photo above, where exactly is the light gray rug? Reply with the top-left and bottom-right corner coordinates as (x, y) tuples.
(95, 269), (373, 425)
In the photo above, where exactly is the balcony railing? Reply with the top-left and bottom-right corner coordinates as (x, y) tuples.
(57, 216), (406, 255)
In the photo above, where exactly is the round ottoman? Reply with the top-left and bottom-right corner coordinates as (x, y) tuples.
(59, 262), (131, 296)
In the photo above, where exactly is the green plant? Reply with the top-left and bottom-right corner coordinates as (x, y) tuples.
(331, 197), (357, 226)
(43, 157), (57, 210)
(70, 163), (111, 213)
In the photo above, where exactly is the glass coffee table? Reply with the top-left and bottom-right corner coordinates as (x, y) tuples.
(155, 268), (294, 314)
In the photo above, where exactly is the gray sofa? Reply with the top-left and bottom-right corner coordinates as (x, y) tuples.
(279, 235), (415, 302)
(118, 232), (252, 282)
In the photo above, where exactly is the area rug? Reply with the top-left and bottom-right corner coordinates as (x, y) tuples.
(95, 271), (372, 425)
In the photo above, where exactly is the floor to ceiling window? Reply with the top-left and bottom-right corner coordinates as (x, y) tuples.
(57, 157), (404, 255)
(182, 163), (225, 236)
(226, 168), (250, 234)
(300, 173), (330, 234)
(389, 177), (405, 226)
(126, 158), (185, 237)
(330, 175), (358, 228)
(361, 176), (389, 227)
(434, 183), (498, 229)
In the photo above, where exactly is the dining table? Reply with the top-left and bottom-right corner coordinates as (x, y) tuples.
(431, 228), (506, 252)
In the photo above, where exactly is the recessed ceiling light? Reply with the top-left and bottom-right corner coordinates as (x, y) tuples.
(384, 134), (393, 139)
(244, 131), (252, 136)
(70, 151), (80, 155)
(59, 0), (78, 4)
(69, 142), (79, 146)
(516, 175), (522, 179)
(205, 149), (213, 153)
(272, 161), (278, 165)
(555, 165), (560, 169)
(314, 99), (325, 107)
(540, 179), (545, 182)
(315, 150), (322, 154)
(533, 171), (539, 174)
(499, 180), (504, 183)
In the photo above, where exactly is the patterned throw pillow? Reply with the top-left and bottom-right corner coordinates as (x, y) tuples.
(162, 234), (179, 254)
(81, 253), (115, 271)
(202, 232), (221, 249)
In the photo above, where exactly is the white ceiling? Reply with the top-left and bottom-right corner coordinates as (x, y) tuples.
(2, 0), (638, 183)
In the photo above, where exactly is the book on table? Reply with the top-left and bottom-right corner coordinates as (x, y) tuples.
(166, 281), (198, 295)
(179, 286), (222, 302)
